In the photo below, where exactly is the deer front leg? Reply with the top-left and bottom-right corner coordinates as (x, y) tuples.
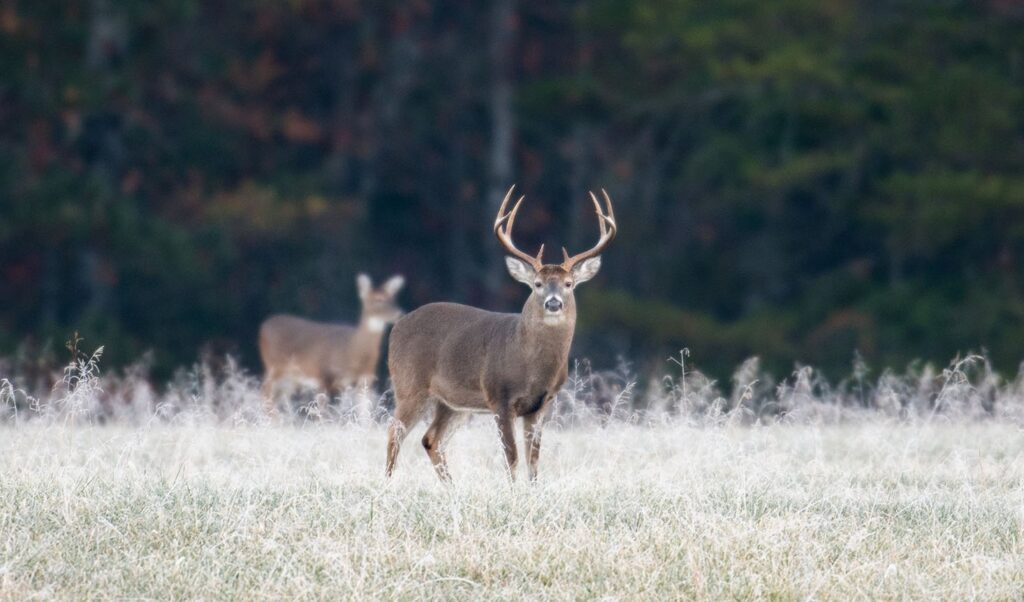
(356, 373), (377, 391)
(316, 376), (341, 418)
(522, 406), (549, 482)
(261, 369), (280, 417)
(495, 409), (518, 481)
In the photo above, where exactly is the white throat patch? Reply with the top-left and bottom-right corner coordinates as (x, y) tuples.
(366, 317), (387, 333)
(543, 313), (567, 326)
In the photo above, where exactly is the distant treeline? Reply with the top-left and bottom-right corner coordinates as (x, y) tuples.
(1, 1), (1023, 379)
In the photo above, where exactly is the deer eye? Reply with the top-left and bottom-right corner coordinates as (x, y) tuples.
(565, 281), (573, 289)
(534, 281), (542, 289)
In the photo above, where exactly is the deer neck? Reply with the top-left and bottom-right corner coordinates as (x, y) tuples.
(354, 316), (387, 350)
(516, 296), (575, 362)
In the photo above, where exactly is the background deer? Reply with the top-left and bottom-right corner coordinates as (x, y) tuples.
(386, 187), (615, 481)
(260, 274), (404, 415)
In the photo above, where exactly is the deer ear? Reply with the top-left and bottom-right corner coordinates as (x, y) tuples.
(356, 273), (372, 299)
(571, 256), (602, 284)
(505, 256), (535, 285)
(383, 275), (405, 296)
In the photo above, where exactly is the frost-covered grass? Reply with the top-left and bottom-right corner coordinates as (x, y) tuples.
(2, 421), (1023, 600)
(2, 348), (1024, 598)
(6, 350), (1024, 427)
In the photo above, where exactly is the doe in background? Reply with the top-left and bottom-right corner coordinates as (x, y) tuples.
(259, 274), (404, 418)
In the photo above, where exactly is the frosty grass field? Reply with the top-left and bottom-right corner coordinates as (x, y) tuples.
(2, 353), (1024, 599)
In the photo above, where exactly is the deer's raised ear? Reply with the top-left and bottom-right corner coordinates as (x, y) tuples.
(505, 256), (536, 285)
(383, 275), (405, 296)
(571, 256), (602, 284)
(357, 273), (372, 299)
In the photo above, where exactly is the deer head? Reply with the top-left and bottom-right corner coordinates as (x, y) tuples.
(495, 186), (616, 326)
(356, 274), (405, 332)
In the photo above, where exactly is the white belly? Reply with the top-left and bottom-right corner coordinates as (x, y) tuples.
(429, 376), (489, 412)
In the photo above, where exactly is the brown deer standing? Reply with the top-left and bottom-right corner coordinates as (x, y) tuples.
(386, 187), (616, 481)
(260, 274), (404, 415)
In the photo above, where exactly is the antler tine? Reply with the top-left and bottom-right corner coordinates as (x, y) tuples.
(497, 184), (516, 218)
(505, 195), (524, 233)
(562, 189), (618, 271)
(602, 188), (616, 230)
(494, 187), (545, 270)
(589, 191), (608, 238)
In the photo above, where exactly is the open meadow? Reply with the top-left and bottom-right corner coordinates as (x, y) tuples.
(2, 419), (1023, 600)
(5, 2), (1024, 599)
(3, 353), (1024, 599)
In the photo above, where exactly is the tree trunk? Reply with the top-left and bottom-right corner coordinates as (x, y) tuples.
(485, 0), (516, 303)
(568, 122), (593, 255)
(448, 47), (475, 302)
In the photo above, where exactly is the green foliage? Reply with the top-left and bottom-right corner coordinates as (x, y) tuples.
(0, 0), (1023, 379)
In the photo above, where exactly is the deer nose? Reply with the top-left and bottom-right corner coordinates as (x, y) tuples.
(544, 296), (563, 312)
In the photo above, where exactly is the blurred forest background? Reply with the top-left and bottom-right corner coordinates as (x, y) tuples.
(2, 0), (1024, 381)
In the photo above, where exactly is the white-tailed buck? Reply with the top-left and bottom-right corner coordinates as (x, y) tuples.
(386, 187), (616, 481)
(260, 274), (404, 414)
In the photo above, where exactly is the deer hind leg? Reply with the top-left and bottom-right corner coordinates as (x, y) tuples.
(422, 402), (462, 483)
(385, 391), (427, 477)
(353, 375), (376, 424)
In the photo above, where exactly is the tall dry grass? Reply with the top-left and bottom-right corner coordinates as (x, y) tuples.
(2, 342), (1023, 427)
(3, 346), (1024, 599)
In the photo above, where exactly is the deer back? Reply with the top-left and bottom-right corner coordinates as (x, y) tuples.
(389, 301), (573, 410)
(259, 314), (355, 378)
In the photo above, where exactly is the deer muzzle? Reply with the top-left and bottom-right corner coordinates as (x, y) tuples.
(544, 295), (564, 313)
